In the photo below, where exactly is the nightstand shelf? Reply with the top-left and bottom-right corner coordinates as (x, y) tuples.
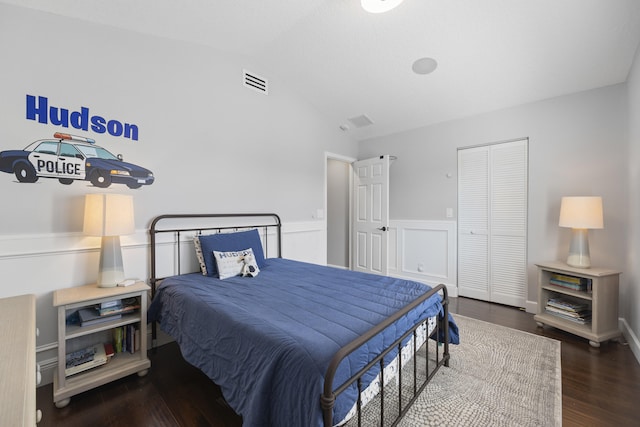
(534, 261), (620, 347)
(53, 282), (151, 408)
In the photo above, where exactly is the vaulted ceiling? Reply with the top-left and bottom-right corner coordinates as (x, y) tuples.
(6, 0), (640, 141)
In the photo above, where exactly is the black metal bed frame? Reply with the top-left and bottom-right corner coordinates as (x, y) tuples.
(148, 213), (450, 427)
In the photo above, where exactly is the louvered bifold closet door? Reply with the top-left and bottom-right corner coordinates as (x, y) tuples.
(490, 140), (528, 307)
(458, 147), (490, 300)
(457, 139), (528, 307)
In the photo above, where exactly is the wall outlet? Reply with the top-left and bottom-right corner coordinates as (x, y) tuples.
(446, 208), (453, 218)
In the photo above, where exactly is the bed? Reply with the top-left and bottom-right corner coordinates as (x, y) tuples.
(147, 213), (459, 427)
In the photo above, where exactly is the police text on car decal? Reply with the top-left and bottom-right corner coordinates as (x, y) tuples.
(26, 95), (139, 141)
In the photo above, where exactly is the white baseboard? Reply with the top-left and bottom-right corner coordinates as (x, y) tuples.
(620, 317), (640, 365)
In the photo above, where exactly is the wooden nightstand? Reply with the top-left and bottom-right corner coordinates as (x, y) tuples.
(53, 282), (151, 408)
(534, 261), (620, 347)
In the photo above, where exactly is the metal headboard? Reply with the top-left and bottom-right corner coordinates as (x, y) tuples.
(149, 213), (282, 296)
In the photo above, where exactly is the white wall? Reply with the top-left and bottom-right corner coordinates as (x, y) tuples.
(626, 43), (640, 360)
(359, 84), (629, 316)
(0, 4), (359, 383)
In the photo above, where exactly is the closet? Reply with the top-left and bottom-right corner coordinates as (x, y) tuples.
(457, 139), (528, 307)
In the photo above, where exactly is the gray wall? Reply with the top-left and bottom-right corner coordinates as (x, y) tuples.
(359, 84), (629, 314)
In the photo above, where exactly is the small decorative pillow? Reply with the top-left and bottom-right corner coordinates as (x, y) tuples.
(213, 248), (260, 280)
(194, 236), (208, 276)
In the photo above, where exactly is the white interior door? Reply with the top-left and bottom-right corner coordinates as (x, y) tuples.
(352, 155), (390, 275)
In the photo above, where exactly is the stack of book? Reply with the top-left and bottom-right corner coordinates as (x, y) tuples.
(549, 273), (592, 292)
(77, 298), (140, 327)
(65, 344), (109, 376)
(545, 297), (591, 324)
(113, 324), (140, 354)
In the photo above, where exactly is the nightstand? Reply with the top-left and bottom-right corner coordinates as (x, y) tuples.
(53, 282), (151, 408)
(534, 261), (620, 347)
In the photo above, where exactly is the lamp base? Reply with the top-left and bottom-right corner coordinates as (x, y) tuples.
(566, 228), (591, 269)
(97, 236), (125, 287)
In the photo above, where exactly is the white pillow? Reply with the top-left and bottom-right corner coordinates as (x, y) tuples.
(213, 248), (260, 280)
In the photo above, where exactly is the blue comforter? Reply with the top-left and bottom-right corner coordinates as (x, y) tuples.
(148, 258), (459, 427)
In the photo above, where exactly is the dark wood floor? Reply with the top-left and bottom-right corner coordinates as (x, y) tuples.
(36, 297), (640, 426)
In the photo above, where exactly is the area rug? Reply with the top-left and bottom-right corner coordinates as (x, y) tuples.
(397, 314), (562, 427)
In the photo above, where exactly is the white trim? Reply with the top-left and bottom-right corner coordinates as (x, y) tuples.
(324, 151), (356, 269)
(620, 317), (640, 364)
(0, 230), (148, 258)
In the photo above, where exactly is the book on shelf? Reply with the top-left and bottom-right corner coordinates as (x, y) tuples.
(546, 297), (589, 312)
(65, 344), (108, 376)
(545, 308), (591, 324)
(104, 343), (115, 359)
(97, 297), (140, 316)
(99, 299), (121, 310)
(549, 273), (592, 292)
(112, 324), (140, 354)
(545, 305), (590, 319)
(545, 296), (591, 324)
(78, 307), (122, 327)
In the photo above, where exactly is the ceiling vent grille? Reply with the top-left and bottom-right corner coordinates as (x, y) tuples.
(348, 114), (374, 128)
(243, 69), (268, 95)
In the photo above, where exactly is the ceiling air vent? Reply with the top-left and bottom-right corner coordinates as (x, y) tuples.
(243, 69), (268, 95)
(348, 114), (374, 128)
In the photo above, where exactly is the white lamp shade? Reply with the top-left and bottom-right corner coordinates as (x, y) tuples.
(84, 194), (135, 237)
(361, 0), (405, 13)
(558, 196), (603, 229)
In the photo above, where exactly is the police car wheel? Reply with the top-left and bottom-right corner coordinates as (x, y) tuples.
(127, 183), (142, 189)
(14, 163), (38, 183)
(90, 171), (111, 188)
(59, 178), (73, 185)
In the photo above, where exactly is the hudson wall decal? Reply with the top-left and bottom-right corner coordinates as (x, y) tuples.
(26, 95), (139, 141)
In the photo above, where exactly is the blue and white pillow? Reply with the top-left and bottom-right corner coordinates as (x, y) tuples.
(213, 248), (260, 280)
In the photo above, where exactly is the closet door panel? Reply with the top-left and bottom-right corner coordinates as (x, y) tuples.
(458, 147), (489, 300)
(489, 140), (527, 306)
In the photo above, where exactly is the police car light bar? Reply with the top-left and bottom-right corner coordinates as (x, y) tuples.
(54, 132), (96, 144)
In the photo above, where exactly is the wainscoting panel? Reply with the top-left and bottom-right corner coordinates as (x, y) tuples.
(388, 220), (457, 296)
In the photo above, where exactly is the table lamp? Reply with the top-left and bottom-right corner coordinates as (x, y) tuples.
(558, 196), (603, 268)
(83, 193), (135, 287)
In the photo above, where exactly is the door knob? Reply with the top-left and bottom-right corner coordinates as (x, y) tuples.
(377, 226), (388, 231)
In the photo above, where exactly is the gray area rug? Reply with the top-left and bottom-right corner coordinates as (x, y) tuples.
(398, 314), (562, 427)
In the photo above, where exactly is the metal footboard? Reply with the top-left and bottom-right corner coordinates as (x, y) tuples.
(321, 284), (450, 427)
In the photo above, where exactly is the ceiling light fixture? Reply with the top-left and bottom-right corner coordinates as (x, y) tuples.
(361, 0), (405, 14)
(412, 57), (438, 75)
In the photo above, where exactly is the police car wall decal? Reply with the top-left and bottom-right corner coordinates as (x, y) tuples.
(0, 133), (154, 189)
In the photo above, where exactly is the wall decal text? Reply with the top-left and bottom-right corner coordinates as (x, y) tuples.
(25, 95), (139, 141)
